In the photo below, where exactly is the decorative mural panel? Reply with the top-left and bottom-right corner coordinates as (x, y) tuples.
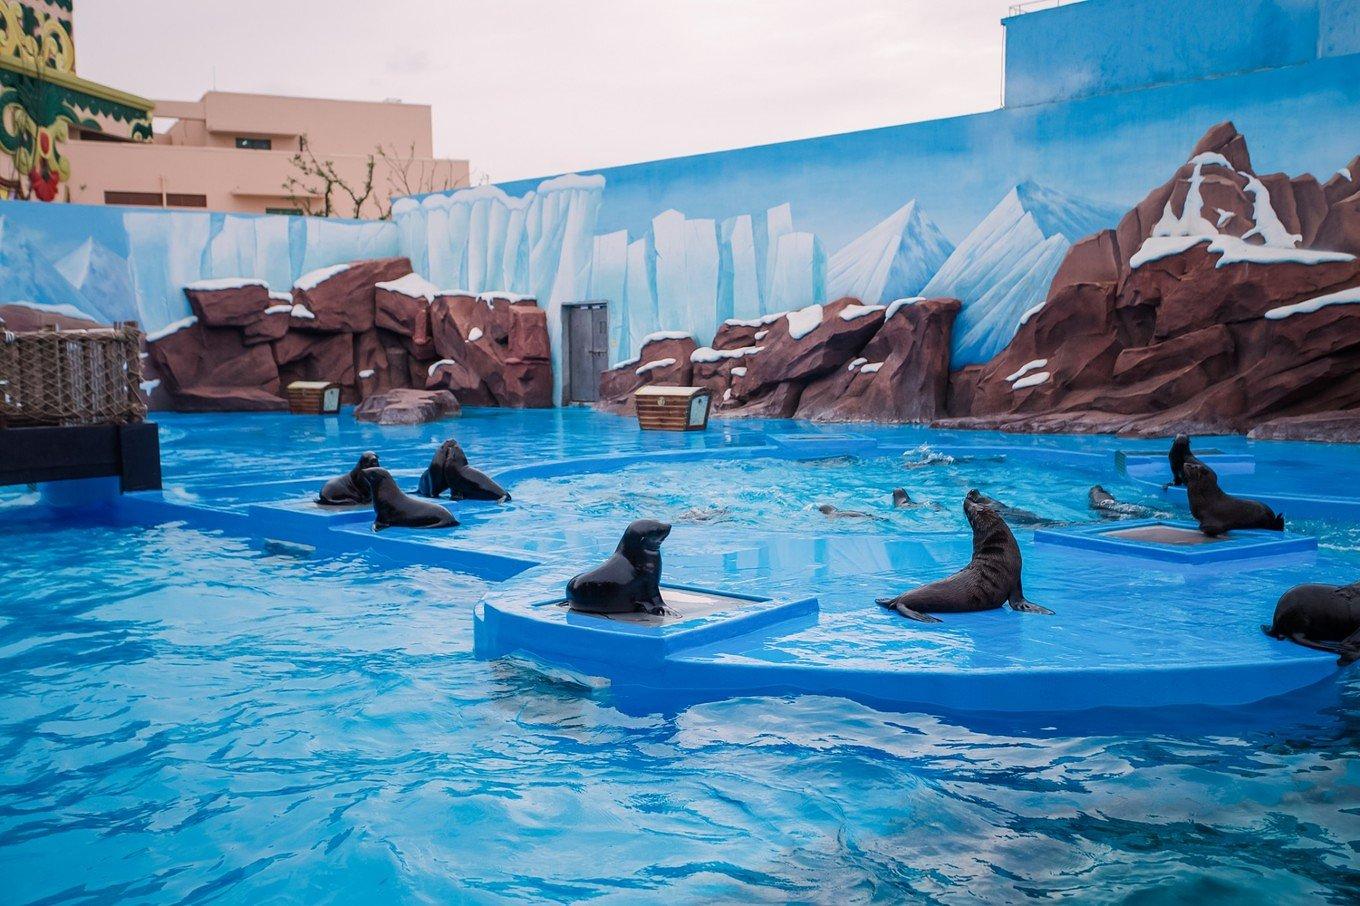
(0, 0), (152, 201)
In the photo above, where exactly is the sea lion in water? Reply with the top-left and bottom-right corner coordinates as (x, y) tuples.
(417, 439), (510, 502)
(1183, 460), (1283, 536)
(969, 491), (1053, 528)
(1262, 581), (1360, 665)
(363, 467), (459, 531)
(818, 503), (880, 520)
(875, 489), (1053, 623)
(1165, 434), (1203, 488)
(318, 451), (379, 506)
(892, 488), (912, 507)
(1088, 484), (1155, 519)
(566, 519), (671, 615)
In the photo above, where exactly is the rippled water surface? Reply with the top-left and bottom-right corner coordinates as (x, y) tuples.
(4, 410), (1360, 902)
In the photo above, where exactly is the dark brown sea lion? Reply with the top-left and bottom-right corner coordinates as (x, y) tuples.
(1262, 581), (1360, 665)
(363, 467), (458, 531)
(1183, 460), (1283, 536)
(417, 439), (510, 502)
(318, 451), (380, 506)
(566, 519), (671, 615)
(875, 489), (1053, 623)
(1165, 433), (1203, 488)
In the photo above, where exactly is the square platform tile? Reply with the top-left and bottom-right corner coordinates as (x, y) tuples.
(1034, 518), (1316, 564)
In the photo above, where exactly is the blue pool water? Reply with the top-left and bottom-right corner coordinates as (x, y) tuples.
(4, 408), (1360, 901)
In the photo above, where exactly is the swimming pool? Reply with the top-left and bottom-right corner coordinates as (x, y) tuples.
(4, 408), (1360, 900)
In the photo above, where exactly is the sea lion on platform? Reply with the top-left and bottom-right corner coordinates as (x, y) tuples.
(363, 467), (458, 531)
(566, 519), (671, 615)
(1183, 460), (1284, 536)
(317, 451), (380, 506)
(875, 489), (1053, 623)
(1262, 581), (1360, 665)
(1166, 433), (1203, 488)
(417, 439), (510, 502)
(1088, 484), (1155, 519)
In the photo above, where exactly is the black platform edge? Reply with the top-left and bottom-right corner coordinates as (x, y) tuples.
(0, 422), (161, 491)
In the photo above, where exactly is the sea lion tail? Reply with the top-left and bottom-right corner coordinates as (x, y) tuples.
(1272, 513), (1285, 531)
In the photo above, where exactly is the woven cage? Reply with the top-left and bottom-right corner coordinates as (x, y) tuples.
(0, 322), (148, 427)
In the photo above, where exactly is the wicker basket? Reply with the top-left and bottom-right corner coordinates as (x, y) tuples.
(0, 322), (146, 427)
(634, 386), (711, 431)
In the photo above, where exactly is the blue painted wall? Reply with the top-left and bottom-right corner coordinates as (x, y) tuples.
(1005, 0), (1359, 108)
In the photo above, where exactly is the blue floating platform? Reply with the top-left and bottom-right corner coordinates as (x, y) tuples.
(477, 568), (818, 672)
(1035, 519), (1317, 564)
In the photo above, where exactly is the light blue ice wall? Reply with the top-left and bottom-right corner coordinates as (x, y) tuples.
(1005, 0), (1358, 107)
(0, 201), (399, 335)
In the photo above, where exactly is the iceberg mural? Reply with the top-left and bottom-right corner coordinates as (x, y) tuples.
(825, 201), (954, 306)
(922, 181), (1124, 366)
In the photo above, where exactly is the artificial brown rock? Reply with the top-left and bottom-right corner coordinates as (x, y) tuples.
(1248, 411), (1360, 443)
(146, 320), (285, 411)
(796, 297), (961, 423)
(948, 123), (1360, 437)
(273, 330), (356, 396)
(728, 298), (884, 406)
(0, 303), (103, 331)
(596, 333), (698, 413)
(428, 293), (552, 407)
(291, 257), (412, 333)
(353, 388), (461, 425)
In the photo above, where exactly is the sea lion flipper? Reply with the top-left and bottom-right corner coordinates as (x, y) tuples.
(1008, 585), (1053, 615)
(895, 603), (942, 623)
(417, 468), (434, 497)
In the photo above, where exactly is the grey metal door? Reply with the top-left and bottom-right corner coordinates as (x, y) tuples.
(564, 302), (608, 403)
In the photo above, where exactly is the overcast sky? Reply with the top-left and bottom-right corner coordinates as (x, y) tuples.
(77, 1), (1012, 183)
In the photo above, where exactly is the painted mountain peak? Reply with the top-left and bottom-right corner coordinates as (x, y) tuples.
(825, 200), (954, 307)
(924, 180), (1125, 367)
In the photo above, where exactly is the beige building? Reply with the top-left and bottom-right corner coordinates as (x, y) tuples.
(63, 91), (471, 217)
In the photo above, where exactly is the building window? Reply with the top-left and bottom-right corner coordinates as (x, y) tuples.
(265, 207), (303, 216)
(104, 191), (163, 207)
(166, 193), (207, 208)
(235, 137), (271, 150)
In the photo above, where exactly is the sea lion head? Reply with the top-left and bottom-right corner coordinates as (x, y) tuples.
(357, 451), (380, 470)
(618, 518), (671, 558)
(963, 489), (1006, 532)
(892, 488), (910, 507)
(439, 439), (468, 467)
(1171, 434), (1191, 454)
(1181, 459), (1218, 491)
(361, 466), (394, 492)
(817, 504), (837, 515)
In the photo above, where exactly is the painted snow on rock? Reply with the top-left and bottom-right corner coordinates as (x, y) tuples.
(1131, 155), (1357, 271)
(923, 180), (1123, 367)
(825, 201), (954, 305)
(1265, 286), (1360, 320)
(785, 303), (824, 340)
(376, 272), (441, 301)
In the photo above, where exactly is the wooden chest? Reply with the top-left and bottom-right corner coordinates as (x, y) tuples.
(286, 380), (342, 414)
(634, 385), (711, 431)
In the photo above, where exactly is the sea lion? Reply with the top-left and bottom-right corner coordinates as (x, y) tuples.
(317, 451), (380, 506)
(818, 503), (880, 520)
(970, 491), (1053, 527)
(1183, 460), (1283, 536)
(677, 506), (731, 524)
(566, 519), (671, 615)
(417, 439), (510, 502)
(1262, 581), (1360, 665)
(1165, 433), (1203, 488)
(1088, 484), (1155, 519)
(892, 488), (912, 507)
(875, 489), (1053, 623)
(362, 467), (459, 531)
